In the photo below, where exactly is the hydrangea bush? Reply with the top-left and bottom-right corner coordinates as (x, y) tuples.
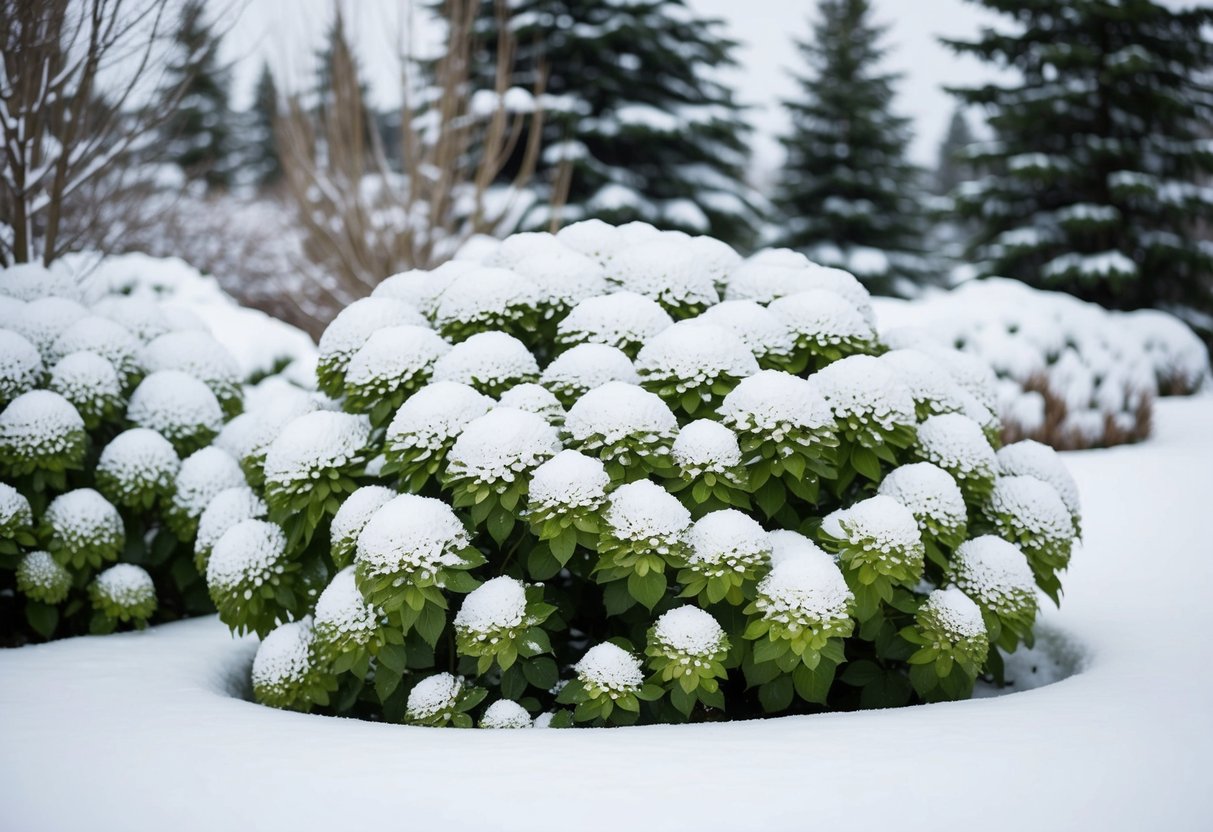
(0, 266), (251, 642)
(220, 223), (1081, 727)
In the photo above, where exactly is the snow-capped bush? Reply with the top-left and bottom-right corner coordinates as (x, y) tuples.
(209, 224), (1080, 726)
(874, 278), (1206, 449)
(0, 274), (248, 642)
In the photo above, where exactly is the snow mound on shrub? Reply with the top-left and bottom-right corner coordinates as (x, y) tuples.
(385, 382), (493, 451)
(446, 408), (561, 483)
(528, 450), (610, 510)
(262, 412), (370, 486)
(557, 292), (674, 351)
(455, 576), (527, 635)
(565, 382), (678, 445)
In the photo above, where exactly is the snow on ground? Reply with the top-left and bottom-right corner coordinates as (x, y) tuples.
(2, 397), (1212, 831)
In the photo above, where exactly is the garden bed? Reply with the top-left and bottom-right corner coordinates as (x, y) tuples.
(1, 396), (1209, 831)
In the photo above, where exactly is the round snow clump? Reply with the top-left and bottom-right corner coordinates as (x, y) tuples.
(556, 218), (620, 262)
(564, 382), (678, 448)
(0, 389), (86, 473)
(480, 699), (532, 729)
(672, 419), (742, 477)
(527, 449), (610, 513)
(651, 606), (727, 657)
(313, 566), (382, 654)
(343, 325), (450, 405)
(0, 481), (33, 531)
(696, 300), (795, 363)
(90, 563), (157, 623)
(49, 315), (141, 381)
(982, 476), (1075, 558)
(330, 485), (397, 569)
(127, 370), (224, 454)
(0, 263), (76, 301)
(822, 495), (924, 584)
(687, 509), (771, 573)
(373, 261), (476, 315)
(454, 576), (527, 637)
(809, 354), (916, 435)
(430, 331), (539, 396)
(48, 351), (122, 426)
(767, 530), (832, 567)
(557, 292), (674, 356)
(446, 407), (561, 485)
(920, 586), (986, 641)
(949, 535), (1037, 620)
(511, 247), (608, 313)
(878, 349), (969, 417)
(194, 486), (268, 567)
(497, 383), (565, 423)
(262, 411), (371, 494)
(634, 321), (759, 393)
(10, 297), (87, 355)
(316, 297), (427, 395)
(142, 331), (242, 411)
(406, 672), (463, 721)
(769, 289), (874, 352)
(607, 240), (720, 316)
(575, 642), (644, 694)
(488, 231), (564, 266)
(207, 519), (289, 596)
(385, 381), (494, 454)
(540, 343), (639, 404)
(433, 266), (539, 337)
(914, 413), (998, 495)
(997, 440), (1081, 524)
(166, 447), (246, 538)
(94, 295), (172, 342)
(877, 462), (968, 543)
(96, 428), (180, 508)
(44, 488), (124, 568)
(718, 370), (834, 436)
(603, 480), (691, 546)
(754, 553), (854, 629)
(17, 551), (72, 604)
(252, 618), (317, 711)
(0, 330), (43, 402)
(354, 494), (471, 583)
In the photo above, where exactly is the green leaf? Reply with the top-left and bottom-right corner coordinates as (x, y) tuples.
(522, 656), (558, 691)
(755, 479), (785, 519)
(850, 445), (882, 482)
(25, 601), (58, 639)
(793, 662), (835, 704)
(377, 643), (409, 673)
(627, 570), (667, 610)
(550, 527), (578, 564)
(415, 603), (446, 648)
(487, 508), (515, 547)
(758, 676), (794, 713)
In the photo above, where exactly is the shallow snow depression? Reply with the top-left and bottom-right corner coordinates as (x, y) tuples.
(2, 397), (1211, 830)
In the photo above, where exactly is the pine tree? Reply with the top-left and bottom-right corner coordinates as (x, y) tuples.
(935, 106), (975, 196)
(773, 0), (929, 297)
(945, 0), (1213, 326)
(460, 0), (762, 248)
(246, 63), (281, 187)
(162, 0), (232, 187)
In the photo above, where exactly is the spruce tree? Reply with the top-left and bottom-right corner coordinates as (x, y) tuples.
(461, 0), (761, 248)
(945, 0), (1213, 326)
(935, 106), (975, 196)
(246, 63), (281, 188)
(162, 0), (232, 187)
(773, 0), (929, 296)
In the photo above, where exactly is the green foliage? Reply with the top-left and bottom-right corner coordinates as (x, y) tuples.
(0, 289), (245, 643)
(226, 223), (1078, 727)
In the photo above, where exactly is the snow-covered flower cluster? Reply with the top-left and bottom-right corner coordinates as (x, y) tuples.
(209, 224), (1079, 726)
(0, 267), (249, 642)
(876, 278), (1207, 449)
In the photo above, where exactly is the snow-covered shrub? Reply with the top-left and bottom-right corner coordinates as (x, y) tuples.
(216, 223), (1080, 725)
(0, 275), (248, 642)
(875, 278), (1208, 449)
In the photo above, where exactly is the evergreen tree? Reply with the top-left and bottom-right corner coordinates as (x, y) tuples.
(246, 62), (281, 187)
(162, 0), (232, 187)
(461, 0), (762, 248)
(934, 106), (975, 196)
(945, 0), (1213, 326)
(773, 0), (929, 297)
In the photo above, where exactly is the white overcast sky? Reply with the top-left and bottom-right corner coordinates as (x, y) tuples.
(217, 0), (1204, 174)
